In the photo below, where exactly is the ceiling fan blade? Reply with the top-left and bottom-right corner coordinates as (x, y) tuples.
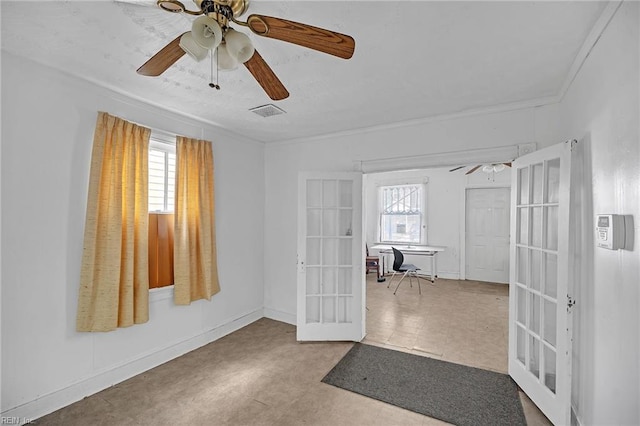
(246, 15), (355, 59)
(449, 166), (465, 172)
(465, 165), (482, 175)
(243, 50), (289, 101)
(137, 32), (187, 77)
(114, 0), (155, 6)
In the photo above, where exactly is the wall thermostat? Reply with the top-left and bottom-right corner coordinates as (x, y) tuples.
(596, 214), (625, 250)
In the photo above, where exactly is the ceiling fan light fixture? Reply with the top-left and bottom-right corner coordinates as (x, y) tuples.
(191, 16), (223, 50)
(224, 28), (255, 63)
(480, 163), (508, 174)
(493, 163), (506, 173)
(179, 32), (209, 62)
(217, 43), (239, 70)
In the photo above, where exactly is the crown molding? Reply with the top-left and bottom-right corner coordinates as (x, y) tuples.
(268, 96), (559, 148)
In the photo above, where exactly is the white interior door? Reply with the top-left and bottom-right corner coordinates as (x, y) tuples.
(297, 172), (364, 341)
(509, 141), (574, 425)
(466, 187), (510, 283)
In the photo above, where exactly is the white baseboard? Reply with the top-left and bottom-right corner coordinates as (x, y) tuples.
(263, 307), (296, 325)
(2, 308), (263, 424)
(441, 272), (460, 280)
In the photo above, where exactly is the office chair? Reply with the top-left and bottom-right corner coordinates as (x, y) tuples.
(386, 247), (421, 295)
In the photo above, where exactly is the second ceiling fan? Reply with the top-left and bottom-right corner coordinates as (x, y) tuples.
(136, 0), (356, 101)
(449, 163), (512, 175)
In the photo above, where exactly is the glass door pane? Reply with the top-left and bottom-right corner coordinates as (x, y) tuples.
(307, 180), (322, 207)
(532, 163), (544, 204)
(544, 346), (557, 393)
(323, 180), (337, 208)
(545, 158), (561, 204)
(518, 167), (529, 205)
(307, 209), (321, 236)
(339, 180), (353, 207)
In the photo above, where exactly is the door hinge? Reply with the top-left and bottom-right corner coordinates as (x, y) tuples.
(567, 295), (576, 312)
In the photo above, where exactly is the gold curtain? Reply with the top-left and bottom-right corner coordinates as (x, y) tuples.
(174, 136), (220, 305)
(76, 112), (150, 332)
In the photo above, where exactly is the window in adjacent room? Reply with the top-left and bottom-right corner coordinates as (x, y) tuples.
(148, 137), (175, 288)
(379, 184), (425, 244)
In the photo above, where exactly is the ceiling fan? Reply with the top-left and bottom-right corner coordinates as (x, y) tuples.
(135, 0), (356, 101)
(449, 163), (512, 175)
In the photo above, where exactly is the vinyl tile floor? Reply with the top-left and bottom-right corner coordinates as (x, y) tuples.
(36, 275), (552, 426)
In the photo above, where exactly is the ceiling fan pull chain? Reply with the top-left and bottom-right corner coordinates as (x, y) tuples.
(209, 48), (220, 90)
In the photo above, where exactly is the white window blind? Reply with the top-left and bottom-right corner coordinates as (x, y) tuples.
(149, 140), (176, 213)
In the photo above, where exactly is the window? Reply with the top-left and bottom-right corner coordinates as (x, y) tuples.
(148, 137), (176, 289)
(149, 140), (176, 213)
(379, 184), (424, 244)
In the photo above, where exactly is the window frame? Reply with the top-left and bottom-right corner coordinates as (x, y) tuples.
(148, 131), (177, 291)
(377, 180), (428, 245)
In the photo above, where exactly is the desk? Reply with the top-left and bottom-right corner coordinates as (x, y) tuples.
(370, 244), (446, 283)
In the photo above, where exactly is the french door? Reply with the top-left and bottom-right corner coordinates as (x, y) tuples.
(296, 172), (364, 341)
(509, 141), (575, 425)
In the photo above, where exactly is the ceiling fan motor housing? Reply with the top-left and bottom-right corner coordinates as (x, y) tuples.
(194, 0), (248, 18)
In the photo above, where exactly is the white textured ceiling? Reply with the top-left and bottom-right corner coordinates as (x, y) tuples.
(1, 0), (607, 143)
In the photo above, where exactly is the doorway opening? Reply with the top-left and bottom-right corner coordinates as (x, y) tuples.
(362, 167), (512, 375)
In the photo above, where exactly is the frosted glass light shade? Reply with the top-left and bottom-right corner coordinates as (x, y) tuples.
(179, 32), (208, 62)
(191, 16), (222, 50)
(217, 43), (239, 70)
(481, 163), (507, 173)
(494, 163), (506, 172)
(224, 28), (255, 63)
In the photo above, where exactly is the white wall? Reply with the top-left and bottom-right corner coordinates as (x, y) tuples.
(263, 105), (557, 322)
(0, 53), (266, 420)
(556, 2), (640, 424)
(363, 167), (511, 279)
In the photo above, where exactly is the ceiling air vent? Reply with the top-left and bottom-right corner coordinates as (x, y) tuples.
(249, 104), (286, 118)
